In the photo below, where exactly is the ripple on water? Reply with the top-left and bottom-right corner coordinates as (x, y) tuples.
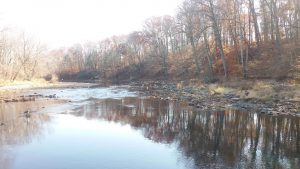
(31, 86), (137, 102)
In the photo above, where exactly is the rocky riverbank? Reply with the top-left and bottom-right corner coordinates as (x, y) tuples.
(1, 80), (300, 117)
(129, 80), (300, 117)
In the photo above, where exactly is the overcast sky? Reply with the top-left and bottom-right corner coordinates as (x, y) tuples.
(0, 0), (182, 48)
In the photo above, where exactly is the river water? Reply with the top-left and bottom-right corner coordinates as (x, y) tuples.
(0, 86), (299, 169)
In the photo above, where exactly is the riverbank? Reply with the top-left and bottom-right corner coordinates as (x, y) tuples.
(129, 79), (300, 116)
(0, 81), (103, 104)
(1, 79), (300, 117)
(0, 80), (103, 90)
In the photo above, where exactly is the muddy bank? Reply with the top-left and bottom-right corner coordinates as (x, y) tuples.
(129, 80), (300, 116)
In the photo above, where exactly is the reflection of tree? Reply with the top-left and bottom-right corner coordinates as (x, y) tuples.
(76, 97), (300, 168)
(0, 101), (52, 169)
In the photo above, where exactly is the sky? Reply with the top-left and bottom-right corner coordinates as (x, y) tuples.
(0, 0), (182, 48)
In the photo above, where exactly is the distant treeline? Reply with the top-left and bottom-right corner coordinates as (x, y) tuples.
(0, 29), (50, 81)
(2, 0), (300, 82)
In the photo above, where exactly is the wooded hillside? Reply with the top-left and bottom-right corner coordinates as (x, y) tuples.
(1, 0), (300, 83)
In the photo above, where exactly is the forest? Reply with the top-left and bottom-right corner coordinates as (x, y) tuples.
(1, 0), (300, 83)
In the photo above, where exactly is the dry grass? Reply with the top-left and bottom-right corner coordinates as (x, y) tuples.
(0, 78), (51, 90)
(203, 79), (300, 101)
(208, 84), (235, 95)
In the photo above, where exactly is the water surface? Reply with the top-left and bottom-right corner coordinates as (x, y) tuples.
(0, 87), (299, 169)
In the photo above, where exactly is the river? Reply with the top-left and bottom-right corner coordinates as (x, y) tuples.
(0, 85), (299, 169)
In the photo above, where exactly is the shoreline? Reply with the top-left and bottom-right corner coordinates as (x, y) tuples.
(0, 81), (102, 91)
(1, 80), (300, 117)
(129, 80), (300, 117)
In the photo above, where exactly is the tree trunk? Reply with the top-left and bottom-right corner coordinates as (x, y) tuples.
(240, 28), (246, 78)
(188, 27), (201, 75)
(203, 31), (214, 77)
(227, 14), (239, 62)
(209, 0), (228, 79)
(295, 0), (300, 44)
(270, 1), (275, 41)
(272, 0), (281, 52)
(249, 0), (261, 47)
(261, 0), (269, 42)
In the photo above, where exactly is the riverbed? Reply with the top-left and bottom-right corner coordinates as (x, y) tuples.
(0, 85), (299, 169)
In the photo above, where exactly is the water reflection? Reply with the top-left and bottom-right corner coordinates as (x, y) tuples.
(74, 97), (300, 169)
(0, 101), (52, 169)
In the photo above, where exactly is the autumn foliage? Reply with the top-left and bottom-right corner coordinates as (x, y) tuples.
(1, 0), (299, 83)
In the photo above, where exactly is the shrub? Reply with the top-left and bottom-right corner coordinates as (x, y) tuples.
(75, 71), (99, 80)
(44, 74), (53, 81)
(204, 76), (219, 84)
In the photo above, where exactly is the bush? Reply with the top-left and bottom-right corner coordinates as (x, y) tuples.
(57, 71), (100, 81)
(44, 74), (53, 81)
(204, 76), (219, 84)
(75, 71), (99, 80)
